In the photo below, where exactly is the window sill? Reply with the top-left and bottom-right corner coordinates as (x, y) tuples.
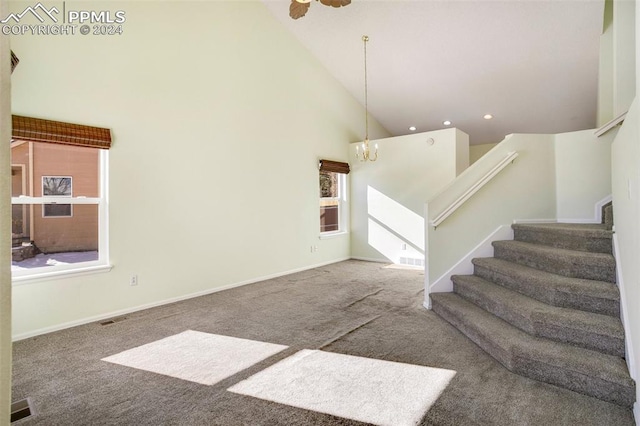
(12, 263), (112, 285)
(319, 231), (349, 240)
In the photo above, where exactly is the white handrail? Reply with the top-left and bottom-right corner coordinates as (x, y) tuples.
(430, 151), (519, 228)
(594, 111), (627, 137)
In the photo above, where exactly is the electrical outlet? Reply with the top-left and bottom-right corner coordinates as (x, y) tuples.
(130, 275), (138, 286)
(314, 245), (318, 252)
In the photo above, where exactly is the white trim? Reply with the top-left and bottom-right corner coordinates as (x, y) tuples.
(12, 263), (112, 284)
(612, 234), (636, 380)
(428, 225), (514, 295)
(11, 196), (100, 204)
(350, 256), (388, 263)
(555, 218), (602, 224)
(556, 194), (612, 224)
(594, 194), (612, 223)
(512, 219), (557, 224)
(319, 231), (348, 240)
(99, 150), (110, 268)
(12, 257), (350, 341)
(430, 151), (519, 228)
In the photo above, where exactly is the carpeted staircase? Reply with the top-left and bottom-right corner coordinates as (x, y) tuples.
(431, 209), (636, 408)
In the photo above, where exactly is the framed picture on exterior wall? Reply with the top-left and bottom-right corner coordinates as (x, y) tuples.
(42, 176), (72, 217)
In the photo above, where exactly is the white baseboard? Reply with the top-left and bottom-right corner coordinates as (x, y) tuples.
(612, 234), (636, 381)
(349, 256), (389, 263)
(556, 218), (602, 224)
(556, 194), (612, 224)
(429, 225), (514, 294)
(12, 257), (351, 342)
(512, 219), (557, 224)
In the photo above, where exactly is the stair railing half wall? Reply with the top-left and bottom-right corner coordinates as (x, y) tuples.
(423, 133), (559, 310)
(430, 151), (519, 229)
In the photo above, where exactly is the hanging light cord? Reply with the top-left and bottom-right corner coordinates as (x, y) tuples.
(363, 35), (369, 141)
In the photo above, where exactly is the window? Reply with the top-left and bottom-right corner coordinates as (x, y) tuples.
(319, 159), (349, 234)
(42, 176), (73, 217)
(10, 115), (111, 281)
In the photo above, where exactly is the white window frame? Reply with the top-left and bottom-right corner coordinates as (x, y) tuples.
(11, 150), (111, 283)
(320, 171), (348, 237)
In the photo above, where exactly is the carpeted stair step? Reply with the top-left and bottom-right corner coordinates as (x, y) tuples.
(512, 223), (612, 254)
(431, 292), (635, 407)
(451, 274), (625, 356)
(492, 240), (616, 283)
(604, 204), (614, 231)
(472, 257), (620, 317)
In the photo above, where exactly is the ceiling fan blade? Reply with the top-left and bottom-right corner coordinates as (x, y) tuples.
(319, 0), (351, 7)
(290, 0), (311, 19)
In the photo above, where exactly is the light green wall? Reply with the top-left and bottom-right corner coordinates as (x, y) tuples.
(555, 129), (614, 220)
(427, 134), (558, 284)
(598, 0), (636, 124)
(612, 98), (639, 416)
(428, 128), (618, 288)
(455, 130), (470, 176)
(469, 143), (497, 165)
(599, 0), (614, 126)
(9, 1), (388, 338)
(613, 0), (636, 116)
(1, 0), (12, 418)
(349, 129), (465, 263)
(609, 0), (639, 414)
(600, 0), (638, 414)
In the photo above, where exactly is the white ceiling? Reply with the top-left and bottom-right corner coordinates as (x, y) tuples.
(262, 0), (605, 145)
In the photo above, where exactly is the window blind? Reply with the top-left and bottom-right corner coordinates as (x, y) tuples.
(319, 159), (350, 174)
(12, 115), (112, 149)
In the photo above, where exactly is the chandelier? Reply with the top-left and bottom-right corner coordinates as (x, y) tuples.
(289, 0), (351, 20)
(355, 35), (378, 162)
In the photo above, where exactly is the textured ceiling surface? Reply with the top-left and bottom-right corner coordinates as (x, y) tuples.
(263, 0), (604, 145)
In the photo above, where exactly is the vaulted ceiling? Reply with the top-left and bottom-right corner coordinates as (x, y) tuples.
(263, 0), (605, 145)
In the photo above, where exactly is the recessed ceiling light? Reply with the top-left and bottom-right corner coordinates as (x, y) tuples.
(443, 120), (452, 126)
(484, 114), (493, 120)
(409, 126), (417, 131)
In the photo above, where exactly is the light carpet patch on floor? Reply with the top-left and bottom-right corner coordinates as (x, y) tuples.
(102, 330), (288, 385)
(228, 349), (456, 426)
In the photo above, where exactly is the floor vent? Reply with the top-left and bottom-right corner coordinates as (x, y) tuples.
(399, 257), (425, 267)
(11, 398), (34, 423)
(100, 316), (127, 326)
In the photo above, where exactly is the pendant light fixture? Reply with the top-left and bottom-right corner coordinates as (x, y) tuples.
(355, 35), (378, 162)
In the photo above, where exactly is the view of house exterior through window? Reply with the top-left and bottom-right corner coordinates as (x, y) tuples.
(11, 141), (101, 273)
(320, 170), (342, 233)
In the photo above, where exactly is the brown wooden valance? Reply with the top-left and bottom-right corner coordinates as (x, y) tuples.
(11, 51), (19, 73)
(12, 115), (112, 149)
(319, 159), (350, 174)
